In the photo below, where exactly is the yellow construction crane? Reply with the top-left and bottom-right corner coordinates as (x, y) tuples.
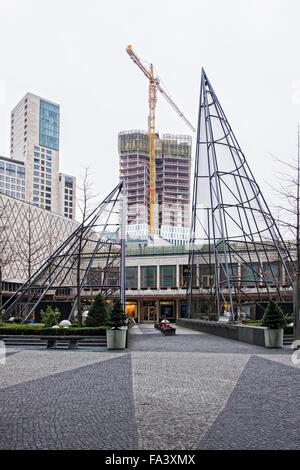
(126, 45), (195, 236)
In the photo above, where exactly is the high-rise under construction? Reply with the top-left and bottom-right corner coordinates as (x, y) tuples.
(119, 130), (191, 245)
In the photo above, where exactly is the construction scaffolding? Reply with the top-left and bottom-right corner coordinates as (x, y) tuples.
(187, 69), (294, 320)
(0, 182), (127, 323)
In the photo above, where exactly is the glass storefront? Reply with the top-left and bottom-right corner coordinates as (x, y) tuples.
(126, 267), (138, 289)
(160, 265), (176, 288)
(141, 300), (157, 322)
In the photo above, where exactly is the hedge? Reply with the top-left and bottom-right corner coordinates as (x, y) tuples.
(0, 326), (109, 336)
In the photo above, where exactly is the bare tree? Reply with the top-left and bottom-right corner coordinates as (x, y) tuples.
(0, 195), (15, 308)
(76, 167), (97, 326)
(270, 127), (300, 340)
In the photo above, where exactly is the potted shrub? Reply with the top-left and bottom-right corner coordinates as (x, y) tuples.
(85, 294), (108, 327)
(262, 300), (286, 348)
(106, 299), (128, 350)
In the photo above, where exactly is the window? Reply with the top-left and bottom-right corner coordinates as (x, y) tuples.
(17, 167), (25, 179)
(160, 265), (176, 288)
(141, 266), (157, 288)
(34, 152), (40, 157)
(33, 197), (39, 202)
(34, 146), (40, 151)
(45, 205), (51, 211)
(65, 176), (73, 188)
(34, 158), (39, 163)
(34, 178), (39, 183)
(6, 163), (16, 176)
(34, 165), (39, 170)
(46, 168), (51, 173)
(219, 263), (238, 286)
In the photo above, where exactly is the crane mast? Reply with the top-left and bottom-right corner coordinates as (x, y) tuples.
(126, 45), (195, 237)
(148, 64), (157, 236)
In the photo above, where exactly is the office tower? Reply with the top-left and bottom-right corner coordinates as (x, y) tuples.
(0, 156), (26, 200)
(10, 93), (75, 219)
(119, 130), (191, 245)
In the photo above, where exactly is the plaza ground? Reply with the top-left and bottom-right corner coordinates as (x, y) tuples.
(0, 324), (299, 450)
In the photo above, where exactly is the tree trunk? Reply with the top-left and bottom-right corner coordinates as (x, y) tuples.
(77, 249), (82, 327)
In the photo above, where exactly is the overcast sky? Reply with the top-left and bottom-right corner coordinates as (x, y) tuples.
(0, 0), (300, 218)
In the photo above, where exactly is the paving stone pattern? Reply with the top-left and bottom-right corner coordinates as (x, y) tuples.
(0, 323), (298, 450)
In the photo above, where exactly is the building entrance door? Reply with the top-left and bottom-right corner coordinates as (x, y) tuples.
(141, 301), (157, 322)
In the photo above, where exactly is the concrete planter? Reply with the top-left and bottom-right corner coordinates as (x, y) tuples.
(106, 329), (126, 350)
(264, 328), (283, 348)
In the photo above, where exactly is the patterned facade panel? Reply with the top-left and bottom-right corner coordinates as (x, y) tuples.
(0, 193), (78, 283)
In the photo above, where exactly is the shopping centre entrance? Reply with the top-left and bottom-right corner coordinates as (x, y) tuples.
(141, 301), (157, 322)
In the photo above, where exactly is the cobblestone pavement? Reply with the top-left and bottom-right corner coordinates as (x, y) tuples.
(0, 324), (299, 450)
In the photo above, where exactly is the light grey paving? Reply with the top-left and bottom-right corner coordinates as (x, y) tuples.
(0, 325), (298, 450)
(131, 351), (250, 450)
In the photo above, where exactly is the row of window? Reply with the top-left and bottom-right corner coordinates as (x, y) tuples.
(0, 175), (25, 185)
(124, 262), (289, 289)
(39, 100), (60, 151)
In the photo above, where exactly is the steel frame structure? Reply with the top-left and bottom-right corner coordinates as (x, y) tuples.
(0, 182), (127, 323)
(187, 69), (294, 320)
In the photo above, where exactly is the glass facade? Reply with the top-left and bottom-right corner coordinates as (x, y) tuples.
(126, 267), (138, 289)
(160, 265), (176, 288)
(39, 100), (59, 150)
